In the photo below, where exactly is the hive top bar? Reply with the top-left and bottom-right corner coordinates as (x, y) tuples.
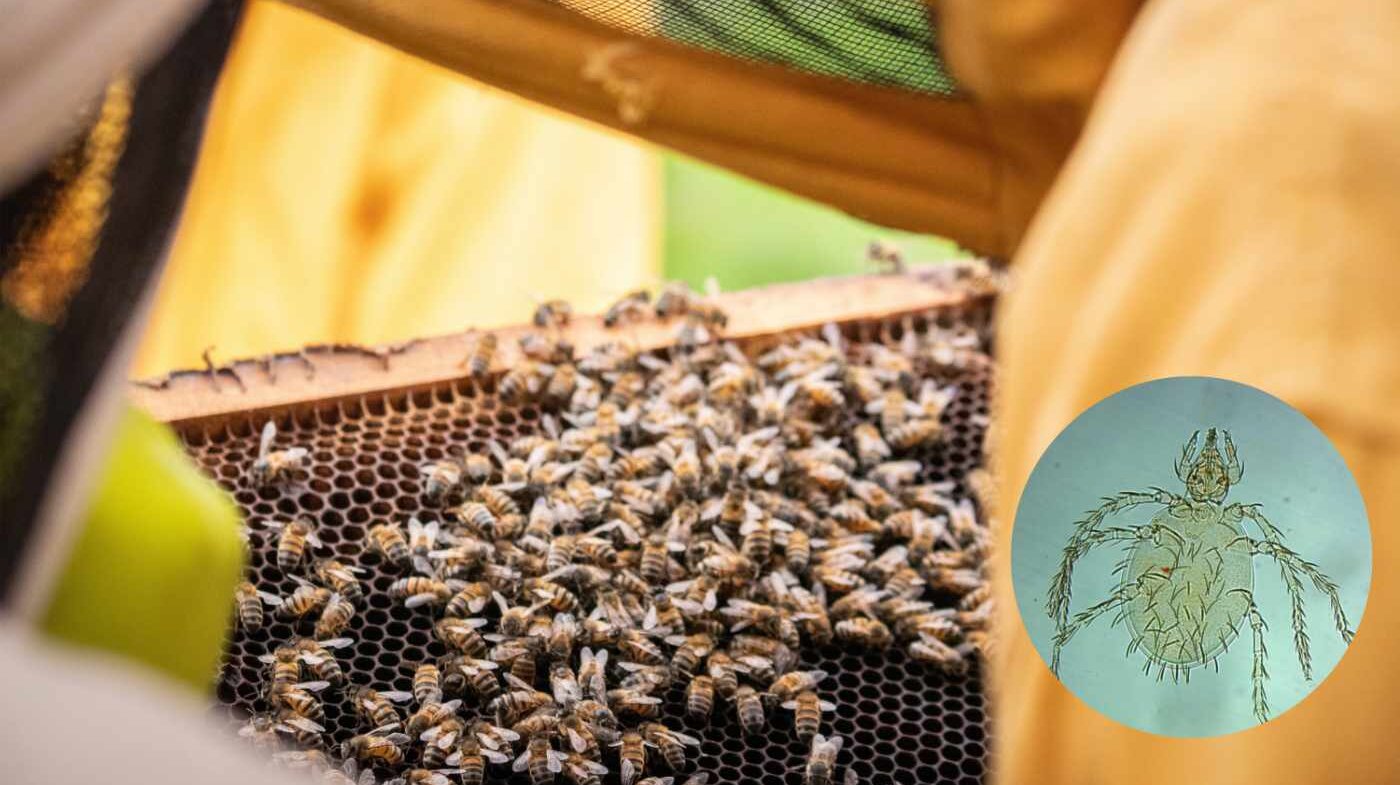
(131, 272), (987, 427)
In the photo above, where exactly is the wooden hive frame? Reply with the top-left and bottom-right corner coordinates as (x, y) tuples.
(131, 272), (993, 429)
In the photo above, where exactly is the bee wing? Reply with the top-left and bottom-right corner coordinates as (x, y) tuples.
(282, 716), (326, 733)
(671, 731), (701, 746)
(820, 701), (837, 711)
(298, 652), (326, 666)
(386, 732), (412, 745)
(503, 672), (535, 692)
(284, 447), (309, 460)
(258, 420), (276, 458)
(357, 772), (377, 785)
(408, 517), (424, 537)
(567, 728), (589, 753)
(844, 770), (858, 785)
(683, 776), (711, 785)
(320, 637), (353, 649)
(780, 699), (797, 709)
(405, 593), (442, 608)
(512, 750), (531, 772)
(435, 730), (460, 749)
(547, 750), (566, 772)
(621, 759), (638, 784)
(295, 680), (331, 692)
(642, 604), (659, 630)
(380, 690), (414, 703)
(257, 591), (284, 607)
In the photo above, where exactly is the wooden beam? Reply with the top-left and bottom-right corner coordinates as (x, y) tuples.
(131, 273), (985, 428)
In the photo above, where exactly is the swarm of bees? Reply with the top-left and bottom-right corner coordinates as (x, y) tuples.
(229, 278), (994, 785)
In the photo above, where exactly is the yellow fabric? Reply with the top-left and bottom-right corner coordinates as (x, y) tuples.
(283, 0), (1004, 255)
(978, 0), (1400, 782)
(134, 1), (659, 377)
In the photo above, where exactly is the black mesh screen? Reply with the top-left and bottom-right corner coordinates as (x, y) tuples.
(556, 0), (957, 94)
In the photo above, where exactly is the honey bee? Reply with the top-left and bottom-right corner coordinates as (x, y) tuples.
(269, 680), (330, 720)
(448, 734), (511, 785)
(343, 731), (412, 767)
(835, 617), (893, 649)
(463, 333), (498, 379)
(250, 420), (309, 487)
(355, 686), (412, 729)
(546, 362), (579, 402)
(314, 592), (355, 638)
(909, 635), (972, 675)
(295, 637), (351, 685)
(277, 578), (331, 620)
(548, 661), (582, 708)
(607, 688), (663, 719)
(616, 629), (665, 666)
(234, 580), (279, 631)
(568, 646), (606, 701)
(513, 733), (566, 785)
(480, 485), (522, 518)
(886, 418), (942, 451)
(444, 656), (497, 702)
(237, 714), (283, 750)
(411, 661), (444, 705)
(436, 617), (490, 656)
(394, 769), (456, 785)
(684, 674), (716, 722)
(439, 581), (492, 618)
(260, 645), (305, 690)
(640, 593), (685, 635)
(469, 719), (523, 754)
(804, 733), (844, 785)
(313, 558), (365, 601)
(406, 698), (464, 736)
(781, 690), (837, 740)
(604, 289), (651, 328)
(733, 685), (768, 735)
(369, 521), (411, 564)
(500, 361), (553, 403)
(419, 459), (464, 503)
(491, 675), (553, 725)
(560, 753), (609, 785)
(642, 722), (700, 771)
(391, 577), (455, 609)
(705, 650), (740, 698)
(614, 728), (650, 785)
(769, 669), (829, 701)
(534, 299), (574, 329)
(273, 518), (321, 572)
(720, 598), (783, 636)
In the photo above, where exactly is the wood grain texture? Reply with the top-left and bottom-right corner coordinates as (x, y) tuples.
(131, 273), (982, 428)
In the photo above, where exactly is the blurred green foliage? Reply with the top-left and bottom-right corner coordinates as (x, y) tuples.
(662, 154), (966, 291)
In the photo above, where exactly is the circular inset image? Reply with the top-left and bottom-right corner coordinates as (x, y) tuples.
(1012, 376), (1370, 737)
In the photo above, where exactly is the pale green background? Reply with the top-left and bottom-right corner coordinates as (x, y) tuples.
(1011, 377), (1372, 737)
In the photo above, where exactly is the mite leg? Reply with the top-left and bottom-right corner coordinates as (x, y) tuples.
(1175, 430), (1200, 483)
(1225, 502), (1284, 544)
(1229, 588), (1270, 724)
(1250, 535), (1355, 649)
(1222, 430), (1243, 484)
(1045, 488), (1182, 632)
(1052, 579), (1143, 675)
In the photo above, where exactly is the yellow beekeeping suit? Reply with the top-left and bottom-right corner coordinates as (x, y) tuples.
(134, 1), (658, 377)
(941, 1), (1400, 783)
